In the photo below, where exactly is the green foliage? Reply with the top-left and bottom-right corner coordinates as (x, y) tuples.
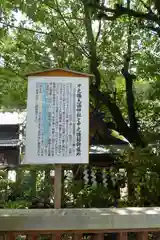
(0, 68), (27, 108)
(3, 200), (29, 209)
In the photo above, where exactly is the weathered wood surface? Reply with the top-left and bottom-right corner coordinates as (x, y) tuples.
(54, 164), (62, 209)
(117, 232), (128, 240)
(73, 233), (83, 240)
(0, 207), (160, 232)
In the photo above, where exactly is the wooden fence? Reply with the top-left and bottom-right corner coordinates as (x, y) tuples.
(0, 207), (160, 240)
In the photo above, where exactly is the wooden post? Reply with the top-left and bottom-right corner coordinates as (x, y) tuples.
(54, 164), (62, 240)
(54, 164), (62, 209)
(137, 232), (148, 240)
(73, 233), (83, 240)
(117, 232), (128, 240)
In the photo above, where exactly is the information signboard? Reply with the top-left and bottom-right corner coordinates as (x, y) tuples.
(24, 69), (89, 164)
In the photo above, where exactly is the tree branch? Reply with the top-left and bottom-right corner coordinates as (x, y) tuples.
(83, 1), (144, 146)
(96, 4), (160, 24)
(90, 85), (144, 146)
(0, 21), (47, 34)
(154, 0), (160, 15)
(95, 19), (101, 43)
(0, 21), (87, 57)
(121, 0), (143, 146)
(138, 22), (160, 35)
(139, 0), (153, 12)
(83, 2), (101, 89)
(95, 0), (105, 43)
(44, 0), (89, 58)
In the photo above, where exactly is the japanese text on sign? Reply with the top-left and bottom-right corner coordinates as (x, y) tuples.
(35, 82), (82, 157)
(25, 76), (89, 164)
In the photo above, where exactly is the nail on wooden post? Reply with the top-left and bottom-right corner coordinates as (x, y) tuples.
(117, 232), (128, 240)
(137, 232), (148, 240)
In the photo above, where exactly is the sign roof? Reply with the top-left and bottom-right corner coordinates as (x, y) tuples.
(26, 68), (93, 77)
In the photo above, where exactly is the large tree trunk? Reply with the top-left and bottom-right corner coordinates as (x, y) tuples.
(83, 1), (144, 147)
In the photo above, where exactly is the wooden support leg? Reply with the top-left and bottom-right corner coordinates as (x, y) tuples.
(91, 233), (104, 240)
(137, 232), (148, 240)
(54, 165), (62, 240)
(117, 232), (128, 240)
(51, 234), (55, 240)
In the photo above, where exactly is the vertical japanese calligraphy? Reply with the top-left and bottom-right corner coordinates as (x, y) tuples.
(25, 75), (89, 164)
(76, 84), (82, 156)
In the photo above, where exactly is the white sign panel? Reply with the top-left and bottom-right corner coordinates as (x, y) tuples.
(24, 76), (89, 164)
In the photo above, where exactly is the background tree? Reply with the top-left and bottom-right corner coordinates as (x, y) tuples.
(0, 0), (160, 216)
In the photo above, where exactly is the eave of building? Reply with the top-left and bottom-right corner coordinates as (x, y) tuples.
(0, 111), (26, 125)
(0, 139), (20, 147)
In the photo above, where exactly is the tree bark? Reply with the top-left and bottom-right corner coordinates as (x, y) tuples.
(83, 1), (144, 147)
